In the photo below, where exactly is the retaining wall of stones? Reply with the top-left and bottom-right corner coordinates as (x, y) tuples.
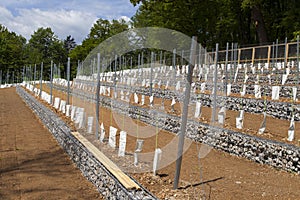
(62, 84), (300, 174)
(69, 80), (300, 121)
(50, 83), (300, 174)
(16, 86), (157, 200)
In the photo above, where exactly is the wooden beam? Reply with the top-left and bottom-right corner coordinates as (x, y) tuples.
(252, 47), (255, 64)
(285, 43), (289, 64)
(238, 49), (241, 65)
(267, 45), (271, 66)
(71, 132), (141, 190)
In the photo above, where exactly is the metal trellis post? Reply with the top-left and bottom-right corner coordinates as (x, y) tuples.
(67, 57), (70, 105)
(39, 62), (43, 98)
(211, 43), (219, 123)
(50, 61), (53, 104)
(95, 53), (101, 140)
(173, 36), (197, 189)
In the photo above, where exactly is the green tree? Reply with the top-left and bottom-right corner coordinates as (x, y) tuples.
(0, 24), (26, 83)
(131, 0), (228, 48)
(130, 0), (300, 48)
(27, 27), (66, 80)
(62, 35), (77, 79)
(69, 18), (129, 70)
(64, 35), (77, 54)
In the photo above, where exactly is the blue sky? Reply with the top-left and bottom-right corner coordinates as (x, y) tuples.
(0, 0), (139, 43)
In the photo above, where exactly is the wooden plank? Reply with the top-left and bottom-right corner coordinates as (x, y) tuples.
(238, 49), (241, 65)
(252, 47), (255, 64)
(267, 45), (271, 66)
(285, 43), (289, 65)
(71, 132), (141, 190)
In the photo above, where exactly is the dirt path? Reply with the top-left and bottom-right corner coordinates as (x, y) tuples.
(0, 87), (102, 200)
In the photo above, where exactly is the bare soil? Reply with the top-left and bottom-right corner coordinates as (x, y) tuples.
(38, 83), (300, 146)
(0, 87), (103, 200)
(37, 84), (300, 199)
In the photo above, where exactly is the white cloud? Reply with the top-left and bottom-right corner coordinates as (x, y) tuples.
(0, 0), (138, 43)
(0, 6), (14, 21)
(1, 6), (97, 43)
(119, 16), (131, 23)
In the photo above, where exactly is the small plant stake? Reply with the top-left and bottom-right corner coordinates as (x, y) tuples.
(100, 123), (105, 143)
(171, 97), (176, 113)
(153, 148), (162, 176)
(258, 95), (267, 134)
(87, 116), (93, 134)
(149, 95), (154, 107)
(108, 126), (117, 148)
(218, 106), (226, 125)
(118, 130), (127, 157)
(160, 92), (165, 110)
(118, 113), (127, 157)
(141, 94), (145, 105)
(134, 111), (144, 166)
(236, 99), (244, 129)
(287, 117), (295, 142)
(134, 92), (138, 104)
(194, 101), (201, 118)
(153, 112), (162, 176)
(288, 89), (295, 141)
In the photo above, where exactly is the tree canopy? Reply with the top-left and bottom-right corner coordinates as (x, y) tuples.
(0, 24), (26, 82)
(69, 18), (129, 63)
(130, 0), (300, 48)
(0, 1), (299, 83)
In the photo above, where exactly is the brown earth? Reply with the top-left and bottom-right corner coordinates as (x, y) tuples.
(37, 82), (299, 147)
(66, 82), (300, 146)
(0, 87), (103, 200)
(35, 84), (300, 199)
